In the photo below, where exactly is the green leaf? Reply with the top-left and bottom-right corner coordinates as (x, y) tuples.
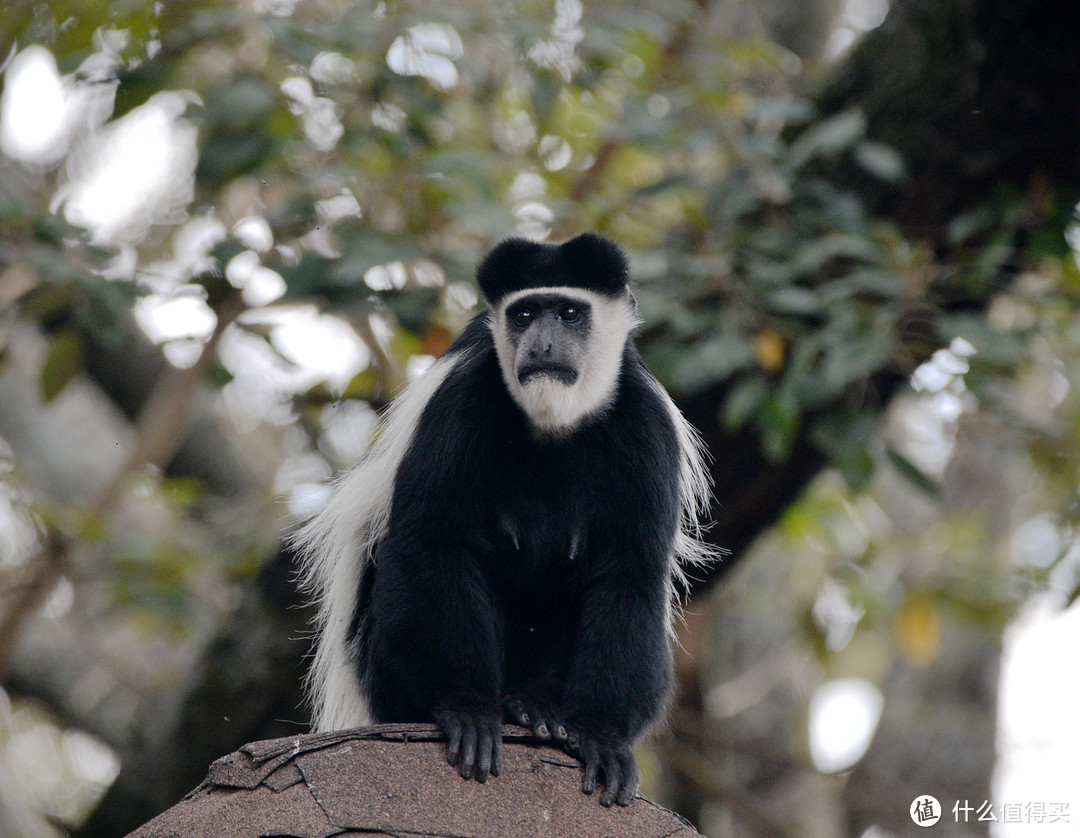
(811, 407), (879, 489)
(936, 313), (1025, 366)
(195, 77), (285, 185)
(389, 329), (423, 365)
(531, 72), (560, 131)
(204, 76), (279, 135)
(668, 333), (756, 393)
(853, 140), (906, 183)
(279, 254), (337, 300)
(22, 283), (77, 325)
(758, 392), (801, 462)
(820, 269), (906, 303)
(197, 134), (277, 186)
(885, 446), (941, 497)
(341, 367), (380, 401)
(789, 234), (881, 278)
(946, 205), (999, 245)
(820, 328), (897, 393)
(788, 109), (866, 170)
(40, 330), (85, 403)
(113, 57), (178, 120)
(634, 174), (693, 198)
(161, 477), (206, 510)
(721, 375), (770, 432)
(330, 235), (419, 289)
(762, 286), (821, 316)
(386, 287), (441, 334)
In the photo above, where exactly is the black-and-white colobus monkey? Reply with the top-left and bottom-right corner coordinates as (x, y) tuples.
(296, 233), (714, 807)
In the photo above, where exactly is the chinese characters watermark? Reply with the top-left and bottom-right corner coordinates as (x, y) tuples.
(953, 799), (1071, 824)
(911, 796), (942, 827)
(911, 796), (1071, 827)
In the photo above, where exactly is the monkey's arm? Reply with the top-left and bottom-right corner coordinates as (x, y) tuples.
(366, 538), (504, 781)
(363, 350), (510, 781)
(548, 377), (683, 805)
(559, 556), (673, 806)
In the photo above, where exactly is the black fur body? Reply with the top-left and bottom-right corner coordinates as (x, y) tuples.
(358, 315), (678, 748)
(297, 234), (714, 807)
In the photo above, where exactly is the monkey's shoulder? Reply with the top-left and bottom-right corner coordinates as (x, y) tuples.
(444, 310), (494, 355)
(606, 346), (681, 452)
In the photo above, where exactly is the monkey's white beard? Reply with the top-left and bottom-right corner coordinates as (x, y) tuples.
(514, 376), (595, 436)
(493, 286), (637, 436)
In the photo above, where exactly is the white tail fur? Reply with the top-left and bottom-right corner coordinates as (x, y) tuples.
(648, 377), (722, 622)
(292, 350), (469, 731)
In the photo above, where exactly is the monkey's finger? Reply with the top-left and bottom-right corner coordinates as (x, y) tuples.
(459, 718), (478, 779)
(476, 724), (493, 782)
(440, 715), (463, 766)
(615, 755), (639, 806)
(581, 740), (600, 795)
(551, 720), (568, 742)
(491, 728), (503, 777)
(582, 760), (598, 796)
(599, 752), (621, 807)
(503, 697), (530, 727)
(532, 718), (551, 740)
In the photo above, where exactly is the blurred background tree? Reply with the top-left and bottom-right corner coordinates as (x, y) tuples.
(1, 0), (1078, 836)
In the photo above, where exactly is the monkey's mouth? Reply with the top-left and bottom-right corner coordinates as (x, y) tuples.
(518, 362), (578, 386)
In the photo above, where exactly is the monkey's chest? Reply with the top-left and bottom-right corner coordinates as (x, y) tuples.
(482, 491), (588, 605)
(492, 489), (587, 556)
(480, 427), (615, 584)
(491, 512), (585, 659)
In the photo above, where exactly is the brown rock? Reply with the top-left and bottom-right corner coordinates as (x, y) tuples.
(127, 724), (700, 838)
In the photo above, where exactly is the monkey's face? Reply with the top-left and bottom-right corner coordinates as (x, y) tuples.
(492, 288), (637, 436)
(506, 292), (590, 386)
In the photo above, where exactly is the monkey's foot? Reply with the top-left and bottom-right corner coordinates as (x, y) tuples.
(501, 695), (569, 743)
(432, 708), (503, 782)
(566, 734), (640, 807)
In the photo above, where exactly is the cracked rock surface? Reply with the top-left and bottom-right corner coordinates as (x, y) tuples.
(126, 724), (701, 838)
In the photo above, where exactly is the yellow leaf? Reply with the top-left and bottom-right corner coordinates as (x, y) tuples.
(895, 597), (940, 667)
(40, 330), (84, 403)
(753, 329), (785, 373)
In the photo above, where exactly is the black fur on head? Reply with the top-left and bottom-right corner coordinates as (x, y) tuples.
(476, 233), (630, 305)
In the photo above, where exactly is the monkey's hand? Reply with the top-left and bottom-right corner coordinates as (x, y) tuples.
(501, 694), (569, 743)
(432, 705), (503, 782)
(565, 731), (639, 807)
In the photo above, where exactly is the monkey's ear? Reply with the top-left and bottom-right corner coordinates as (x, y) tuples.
(476, 233), (631, 306)
(557, 233), (630, 296)
(476, 237), (545, 305)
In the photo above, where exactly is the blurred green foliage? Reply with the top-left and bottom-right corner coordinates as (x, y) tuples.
(1, 0), (1077, 637)
(3, 0), (1080, 833)
(0, 0), (1077, 635)
(4, 0), (1071, 475)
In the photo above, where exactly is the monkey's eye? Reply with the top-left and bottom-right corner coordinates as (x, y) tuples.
(558, 304), (580, 323)
(512, 309), (534, 327)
